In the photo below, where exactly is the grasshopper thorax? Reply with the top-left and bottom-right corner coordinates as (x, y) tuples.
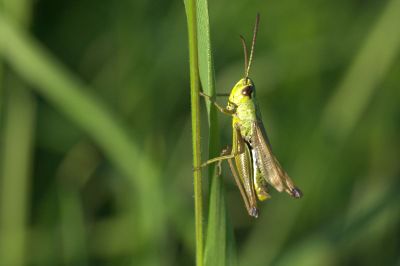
(228, 78), (255, 107)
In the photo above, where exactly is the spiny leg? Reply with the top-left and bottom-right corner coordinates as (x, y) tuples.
(215, 146), (230, 176)
(194, 145), (239, 171)
(201, 145), (259, 218)
(197, 126), (246, 170)
(199, 153), (237, 168)
(226, 158), (258, 218)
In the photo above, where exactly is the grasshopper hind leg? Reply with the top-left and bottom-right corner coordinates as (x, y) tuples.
(249, 207), (259, 218)
(226, 153), (259, 218)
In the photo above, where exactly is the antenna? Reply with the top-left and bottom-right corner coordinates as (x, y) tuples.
(245, 13), (260, 79)
(240, 35), (248, 78)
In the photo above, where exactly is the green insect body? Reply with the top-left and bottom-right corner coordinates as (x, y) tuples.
(200, 14), (302, 218)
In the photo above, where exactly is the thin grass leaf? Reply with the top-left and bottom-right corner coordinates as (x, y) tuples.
(58, 188), (88, 266)
(0, 83), (36, 266)
(196, 0), (236, 265)
(0, 3), (34, 265)
(0, 63), (3, 121)
(184, 0), (204, 265)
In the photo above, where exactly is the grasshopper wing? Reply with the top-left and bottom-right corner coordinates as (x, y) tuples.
(251, 121), (302, 198)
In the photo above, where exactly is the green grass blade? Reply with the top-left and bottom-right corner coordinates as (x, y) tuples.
(0, 62), (2, 122)
(58, 188), (88, 265)
(0, 3), (34, 265)
(0, 83), (36, 266)
(196, 0), (236, 265)
(184, 0), (204, 265)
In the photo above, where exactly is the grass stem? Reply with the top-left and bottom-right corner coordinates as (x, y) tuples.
(185, 0), (204, 265)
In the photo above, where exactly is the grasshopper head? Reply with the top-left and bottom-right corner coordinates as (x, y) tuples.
(228, 14), (260, 109)
(228, 77), (255, 106)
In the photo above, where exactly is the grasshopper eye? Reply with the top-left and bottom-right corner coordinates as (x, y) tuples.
(241, 85), (253, 97)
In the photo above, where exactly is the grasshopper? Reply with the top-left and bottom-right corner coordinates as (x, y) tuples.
(200, 14), (302, 218)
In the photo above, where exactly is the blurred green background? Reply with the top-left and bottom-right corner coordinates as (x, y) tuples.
(1, 0), (400, 265)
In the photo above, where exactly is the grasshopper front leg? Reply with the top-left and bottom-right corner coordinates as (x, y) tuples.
(200, 92), (235, 116)
(197, 92), (239, 168)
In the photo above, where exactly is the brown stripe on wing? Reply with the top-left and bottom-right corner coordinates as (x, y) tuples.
(251, 121), (302, 198)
